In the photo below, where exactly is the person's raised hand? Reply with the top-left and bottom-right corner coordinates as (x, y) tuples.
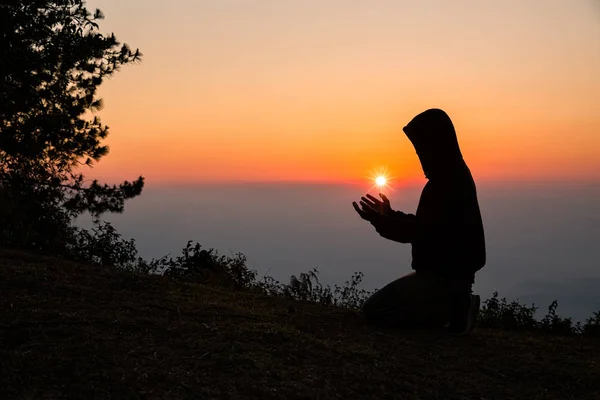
(352, 193), (393, 221)
(352, 200), (374, 221)
(360, 193), (393, 216)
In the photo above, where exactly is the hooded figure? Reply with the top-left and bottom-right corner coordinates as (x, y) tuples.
(403, 108), (486, 283)
(353, 108), (486, 334)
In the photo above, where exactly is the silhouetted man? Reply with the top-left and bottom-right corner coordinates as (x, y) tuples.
(353, 108), (486, 335)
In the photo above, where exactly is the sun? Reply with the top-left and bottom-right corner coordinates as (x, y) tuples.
(365, 167), (395, 193)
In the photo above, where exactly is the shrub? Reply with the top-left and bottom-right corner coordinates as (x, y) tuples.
(478, 291), (538, 331)
(68, 220), (140, 270)
(256, 268), (372, 309)
(159, 241), (257, 289)
(582, 310), (600, 337)
(539, 300), (577, 336)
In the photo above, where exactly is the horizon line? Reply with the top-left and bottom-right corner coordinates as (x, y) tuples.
(131, 177), (600, 187)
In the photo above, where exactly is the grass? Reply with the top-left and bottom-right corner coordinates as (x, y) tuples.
(1, 249), (599, 400)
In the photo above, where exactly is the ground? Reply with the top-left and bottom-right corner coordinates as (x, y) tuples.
(1, 250), (598, 400)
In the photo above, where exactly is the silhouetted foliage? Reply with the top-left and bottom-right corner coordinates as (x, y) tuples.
(68, 220), (143, 270)
(582, 310), (600, 338)
(478, 291), (600, 336)
(257, 269), (373, 309)
(478, 291), (539, 331)
(160, 241), (257, 290)
(539, 300), (578, 335)
(0, 1), (143, 252)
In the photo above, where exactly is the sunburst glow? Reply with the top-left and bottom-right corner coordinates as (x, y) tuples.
(366, 167), (395, 194)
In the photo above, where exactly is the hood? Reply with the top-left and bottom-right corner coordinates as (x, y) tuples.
(402, 108), (464, 179)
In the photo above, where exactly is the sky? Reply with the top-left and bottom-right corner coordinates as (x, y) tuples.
(84, 0), (600, 184)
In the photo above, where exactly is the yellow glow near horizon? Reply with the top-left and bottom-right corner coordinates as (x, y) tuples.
(366, 168), (395, 193)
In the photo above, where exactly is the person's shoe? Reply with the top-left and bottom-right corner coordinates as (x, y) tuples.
(448, 294), (480, 336)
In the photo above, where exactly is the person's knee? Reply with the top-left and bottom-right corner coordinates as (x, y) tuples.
(361, 296), (373, 316)
(361, 296), (378, 321)
(362, 295), (389, 326)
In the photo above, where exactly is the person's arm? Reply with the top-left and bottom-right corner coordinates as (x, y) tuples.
(352, 193), (417, 244)
(370, 210), (416, 244)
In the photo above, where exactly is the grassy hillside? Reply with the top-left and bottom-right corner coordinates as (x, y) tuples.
(1, 249), (598, 400)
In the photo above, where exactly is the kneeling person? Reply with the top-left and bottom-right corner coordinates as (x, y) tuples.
(352, 108), (486, 335)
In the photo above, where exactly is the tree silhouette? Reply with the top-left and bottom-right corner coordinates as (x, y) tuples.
(0, 1), (144, 252)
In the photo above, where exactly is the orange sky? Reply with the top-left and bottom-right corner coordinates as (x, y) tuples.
(84, 0), (600, 185)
